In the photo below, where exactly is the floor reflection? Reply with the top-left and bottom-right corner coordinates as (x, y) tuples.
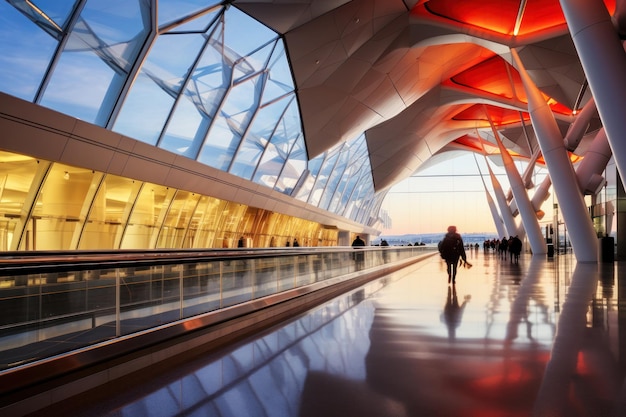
(441, 286), (471, 341)
(55, 252), (626, 417)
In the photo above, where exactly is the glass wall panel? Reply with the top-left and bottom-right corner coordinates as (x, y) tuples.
(294, 171), (315, 202)
(220, 202), (247, 245)
(113, 32), (206, 144)
(222, 74), (265, 177)
(199, 116), (239, 170)
(330, 173), (358, 215)
(159, 97), (210, 158)
(261, 42), (294, 105)
(157, 0), (221, 28)
(0, 3), (58, 101)
(308, 152), (338, 207)
(223, 8), (277, 57)
(319, 153), (348, 211)
(189, 18), (229, 119)
(188, 196), (211, 248)
(246, 95), (291, 183)
(80, 174), (142, 250)
(230, 134), (266, 179)
(272, 100), (308, 194)
(157, 190), (201, 248)
(194, 197), (229, 248)
(276, 135), (306, 195)
(27, 0), (76, 29)
(236, 41), (275, 82)
(254, 98), (304, 191)
(113, 74), (176, 145)
(122, 183), (171, 249)
(40, 0), (150, 125)
(236, 207), (262, 247)
(31, 164), (95, 250)
(0, 153), (41, 250)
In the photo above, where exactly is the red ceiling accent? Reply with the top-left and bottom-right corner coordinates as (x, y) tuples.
(454, 135), (523, 158)
(452, 132), (580, 166)
(451, 55), (521, 100)
(450, 56), (573, 115)
(518, 0), (566, 35)
(453, 104), (529, 126)
(421, 0), (616, 37)
(425, 0), (519, 35)
(454, 135), (486, 153)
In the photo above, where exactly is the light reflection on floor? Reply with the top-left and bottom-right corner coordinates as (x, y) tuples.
(54, 250), (626, 417)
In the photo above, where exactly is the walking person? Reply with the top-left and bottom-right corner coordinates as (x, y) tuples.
(438, 225), (468, 285)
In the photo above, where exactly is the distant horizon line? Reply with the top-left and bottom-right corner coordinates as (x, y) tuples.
(378, 232), (500, 242)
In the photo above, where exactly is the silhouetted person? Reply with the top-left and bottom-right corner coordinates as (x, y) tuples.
(293, 238), (300, 247)
(438, 225), (467, 284)
(352, 235), (365, 269)
(238, 236), (245, 248)
(509, 235), (522, 263)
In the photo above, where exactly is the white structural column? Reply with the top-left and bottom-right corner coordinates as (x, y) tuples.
(560, 0), (626, 187)
(487, 110), (546, 254)
(564, 98), (597, 151)
(530, 176), (552, 220)
(508, 148), (541, 216)
(511, 49), (598, 262)
(485, 157), (518, 237)
(475, 155), (507, 238)
(522, 97), (597, 220)
(485, 189), (507, 239)
(576, 128), (612, 194)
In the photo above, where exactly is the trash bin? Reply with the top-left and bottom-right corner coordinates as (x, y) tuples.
(599, 236), (614, 263)
(547, 243), (554, 258)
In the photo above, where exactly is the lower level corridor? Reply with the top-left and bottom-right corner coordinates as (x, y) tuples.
(38, 249), (626, 417)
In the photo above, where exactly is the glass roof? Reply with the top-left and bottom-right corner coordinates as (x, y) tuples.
(0, 0), (384, 226)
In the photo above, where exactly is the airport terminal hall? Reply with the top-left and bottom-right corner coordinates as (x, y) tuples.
(3, 1), (626, 416)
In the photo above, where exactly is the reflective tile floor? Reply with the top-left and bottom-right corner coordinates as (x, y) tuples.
(37, 249), (626, 417)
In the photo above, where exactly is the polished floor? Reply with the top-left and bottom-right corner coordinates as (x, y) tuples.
(38, 248), (626, 417)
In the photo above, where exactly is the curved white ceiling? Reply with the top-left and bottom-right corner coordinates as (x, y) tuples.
(235, 0), (608, 191)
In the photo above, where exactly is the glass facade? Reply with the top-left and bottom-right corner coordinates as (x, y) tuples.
(0, 0), (385, 250)
(0, 151), (339, 250)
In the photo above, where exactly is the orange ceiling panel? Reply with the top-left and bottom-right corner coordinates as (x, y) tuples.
(420, 0), (616, 37)
(453, 104), (529, 126)
(424, 0), (520, 35)
(450, 56), (572, 115)
(517, 0), (566, 35)
(451, 55), (522, 100)
(454, 134), (500, 153)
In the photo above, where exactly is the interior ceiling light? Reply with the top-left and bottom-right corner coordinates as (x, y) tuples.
(512, 0), (527, 36)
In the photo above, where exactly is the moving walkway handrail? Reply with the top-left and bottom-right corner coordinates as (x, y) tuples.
(0, 247), (381, 274)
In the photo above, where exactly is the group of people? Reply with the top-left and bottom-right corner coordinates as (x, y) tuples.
(440, 226), (526, 284)
(483, 236), (523, 263)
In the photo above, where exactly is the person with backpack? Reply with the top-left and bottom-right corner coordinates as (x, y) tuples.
(438, 225), (468, 284)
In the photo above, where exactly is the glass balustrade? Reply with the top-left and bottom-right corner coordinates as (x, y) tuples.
(0, 247), (433, 371)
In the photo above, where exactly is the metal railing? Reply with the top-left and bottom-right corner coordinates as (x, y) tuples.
(0, 246), (434, 371)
